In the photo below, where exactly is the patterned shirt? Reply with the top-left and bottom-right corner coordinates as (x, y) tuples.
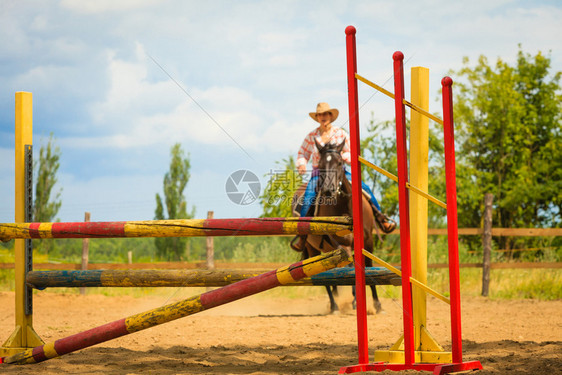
(296, 126), (351, 169)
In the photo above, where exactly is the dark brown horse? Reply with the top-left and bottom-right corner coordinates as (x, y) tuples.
(292, 139), (382, 314)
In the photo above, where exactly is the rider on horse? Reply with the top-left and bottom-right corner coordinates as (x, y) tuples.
(291, 102), (396, 251)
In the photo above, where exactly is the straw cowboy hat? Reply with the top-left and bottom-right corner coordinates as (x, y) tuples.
(309, 102), (339, 122)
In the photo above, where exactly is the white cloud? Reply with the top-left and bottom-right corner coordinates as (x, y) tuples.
(59, 0), (160, 14)
(1, 0), (560, 222)
(83, 43), (297, 153)
(260, 118), (311, 154)
(57, 172), (161, 221)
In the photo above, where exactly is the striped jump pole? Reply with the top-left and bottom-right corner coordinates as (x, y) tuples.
(0, 216), (351, 241)
(1, 248), (350, 365)
(26, 267), (401, 289)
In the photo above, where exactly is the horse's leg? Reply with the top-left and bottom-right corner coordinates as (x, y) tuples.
(351, 283), (381, 313)
(350, 263), (357, 310)
(349, 197), (384, 314)
(364, 231), (383, 314)
(325, 285), (339, 314)
(370, 285), (382, 314)
(350, 272), (382, 313)
(304, 242), (338, 314)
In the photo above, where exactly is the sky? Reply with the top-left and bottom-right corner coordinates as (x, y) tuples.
(1, 0), (560, 223)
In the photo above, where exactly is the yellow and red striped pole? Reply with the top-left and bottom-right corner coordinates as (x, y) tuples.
(0, 216), (351, 241)
(1, 249), (350, 365)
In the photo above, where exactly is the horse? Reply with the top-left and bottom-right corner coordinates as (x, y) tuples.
(291, 139), (382, 314)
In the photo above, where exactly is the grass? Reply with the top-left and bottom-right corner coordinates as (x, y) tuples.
(426, 268), (562, 300)
(487, 269), (562, 300)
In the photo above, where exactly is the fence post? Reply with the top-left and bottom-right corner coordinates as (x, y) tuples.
(481, 194), (493, 296)
(206, 211), (215, 270)
(80, 212), (91, 295)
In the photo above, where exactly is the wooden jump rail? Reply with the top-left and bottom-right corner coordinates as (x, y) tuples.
(25, 267), (402, 289)
(0, 216), (352, 241)
(1, 249), (351, 365)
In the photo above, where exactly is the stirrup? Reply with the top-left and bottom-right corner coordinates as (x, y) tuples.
(290, 235), (306, 251)
(369, 200), (397, 234)
(377, 214), (397, 234)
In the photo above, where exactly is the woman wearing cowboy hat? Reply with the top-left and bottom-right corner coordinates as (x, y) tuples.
(295, 102), (396, 238)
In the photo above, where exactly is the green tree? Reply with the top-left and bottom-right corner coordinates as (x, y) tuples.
(33, 133), (62, 223)
(360, 117), (447, 228)
(452, 48), (561, 251)
(260, 156), (302, 218)
(154, 143), (195, 260)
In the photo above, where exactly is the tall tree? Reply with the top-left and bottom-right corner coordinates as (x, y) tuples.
(154, 143), (195, 260)
(260, 156), (302, 218)
(33, 133), (62, 222)
(452, 48), (561, 250)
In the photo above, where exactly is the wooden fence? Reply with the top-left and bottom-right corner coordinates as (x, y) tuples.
(0, 261), (559, 271)
(387, 228), (562, 236)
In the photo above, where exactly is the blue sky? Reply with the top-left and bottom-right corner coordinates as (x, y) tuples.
(1, 0), (560, 223)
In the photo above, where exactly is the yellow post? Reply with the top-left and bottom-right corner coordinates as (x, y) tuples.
(410, 67), (449, 358)
(410, 67), (430, 349)
(0, 92), (44, 356)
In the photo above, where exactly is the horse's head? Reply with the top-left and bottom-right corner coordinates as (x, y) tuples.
(315, 138), (346, 199)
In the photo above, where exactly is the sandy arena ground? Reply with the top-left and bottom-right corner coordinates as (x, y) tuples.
(0, 288), (560, 374)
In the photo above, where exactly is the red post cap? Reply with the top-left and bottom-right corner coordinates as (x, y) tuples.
(345, 25), (356, 35)
(393, 51), (404, 61)
(442, 76), (453, 87)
